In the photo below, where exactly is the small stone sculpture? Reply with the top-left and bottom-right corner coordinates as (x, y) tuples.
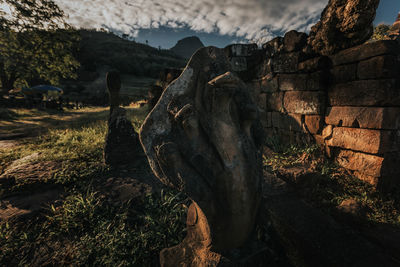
(139, 47), (264, 266)
(103, 71), (141, 166)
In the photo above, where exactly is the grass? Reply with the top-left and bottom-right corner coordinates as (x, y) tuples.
(0, 105), (187, 266)
(263, 142), (400, 227)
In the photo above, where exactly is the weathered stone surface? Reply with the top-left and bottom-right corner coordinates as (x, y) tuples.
(331, 40), (400, 66)
(103, 107), (141, 166)
(328, 79), (400, 106)
(266, 92), (284, 112)
(258, 93), (267, 111)
(260, 74), (279, 93)
(308, 0), (380, 56)
(331, 64), (357, 84)
(283, 30), (308, 53)
(279, 73), (307, 91)
(140, 47), (263, 266)
(225, 43), (258, 57)
(272, 52), (306, 73)
(335, 149), (384, 177)
(358, 55), (400, 80)
(322, 125), (333, 140)
(262, 37), (284, 57)
(307, 71), (329, 91)
(304, 115), (323, 134)
(298, 56), (331, 72)
(327, 127), (398, 154)
(271, 112), (303, 132)
(284, 91), (325, 115)
(104, 72), (141, 166)
(266, 112), (273, 128)
(325, 107), (400, 130)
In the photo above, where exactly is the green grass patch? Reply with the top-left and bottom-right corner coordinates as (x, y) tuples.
(0, 189), (187, 266)
(0, 105), (188, 265)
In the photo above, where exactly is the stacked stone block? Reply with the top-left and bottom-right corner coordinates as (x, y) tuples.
(244, 39), (400, 190)
(324, 40), (400, 189)
(250, 31), (331, 146)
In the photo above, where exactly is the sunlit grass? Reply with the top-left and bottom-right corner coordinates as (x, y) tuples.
(0, 106), (187, 266)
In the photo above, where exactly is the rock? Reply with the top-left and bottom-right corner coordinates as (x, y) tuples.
(308, 0), (380, 55)
(337, 198), (368, 218)
(325, 107), (400, 130)
(331, 63), (357, 83)
(304, 115), (323, 134)
(328, 79), (400, 106)
(327, 127), (398, 154)
(334, 149), (384, 178)
(357, 55), (400, 80)
(283, 30), (308, 53)
(139, 47), (264, 266)
(271, 112), (303, 132)
(283, 91), (325, 115)
(279, 73), (308, 91)
(330, 40), (400, 66)
(262, 37), (284, 57)
(298, 56), (331, 72)
(103, 107), (141, 166)
(103, 71), (142, 166)
(266, 92), (284, 112)
(260, 74), (279, 93)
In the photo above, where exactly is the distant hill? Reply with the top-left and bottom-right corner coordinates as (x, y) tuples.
(170, 36), (205, 59)
(61, 30), (187, 101)
(78, 30), (186, 78)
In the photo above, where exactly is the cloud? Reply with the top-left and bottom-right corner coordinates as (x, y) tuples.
(54, 0), (329, 43)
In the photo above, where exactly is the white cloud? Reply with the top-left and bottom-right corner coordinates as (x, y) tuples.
(55, 0), (329, 43)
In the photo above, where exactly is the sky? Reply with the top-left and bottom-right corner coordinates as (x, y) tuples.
(51, 0), (400, 49)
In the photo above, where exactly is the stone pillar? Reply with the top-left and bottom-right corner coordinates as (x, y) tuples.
(106, 71), (121, 114)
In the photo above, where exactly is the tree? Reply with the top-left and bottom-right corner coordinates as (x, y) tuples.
(0, 0), (80, 95)
(371, 24), (392, 41)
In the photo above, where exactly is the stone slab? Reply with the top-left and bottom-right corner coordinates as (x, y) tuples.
(330, 40), (400, 66)
(284, 91), (325, 115)
(266, 92), (284, 112)
(331, 64), (357, 84)
(325, 107), (400, 130)
(304, 115), (323, 134)
(358, 55), (400, 80)
(328, 79), (400, 106)
(327, 127), (398, 154)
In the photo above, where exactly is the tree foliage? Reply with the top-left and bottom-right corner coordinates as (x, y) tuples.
(371, 24), (392, 41)
(0, 0), (80, 94)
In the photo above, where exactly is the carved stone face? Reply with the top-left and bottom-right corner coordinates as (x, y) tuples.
(140, 47), (262, 251)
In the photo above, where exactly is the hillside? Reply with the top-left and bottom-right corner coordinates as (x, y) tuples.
(62, 30), (187, 102)
(170, 36), (205, 59)
(78, 30), (186, 77)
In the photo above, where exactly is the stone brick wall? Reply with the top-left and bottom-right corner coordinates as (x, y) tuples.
(225, 39), (400, 190)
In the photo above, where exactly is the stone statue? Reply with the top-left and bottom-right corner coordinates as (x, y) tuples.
(139, 47), (264, 266)
(103, 71), (141, 166)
